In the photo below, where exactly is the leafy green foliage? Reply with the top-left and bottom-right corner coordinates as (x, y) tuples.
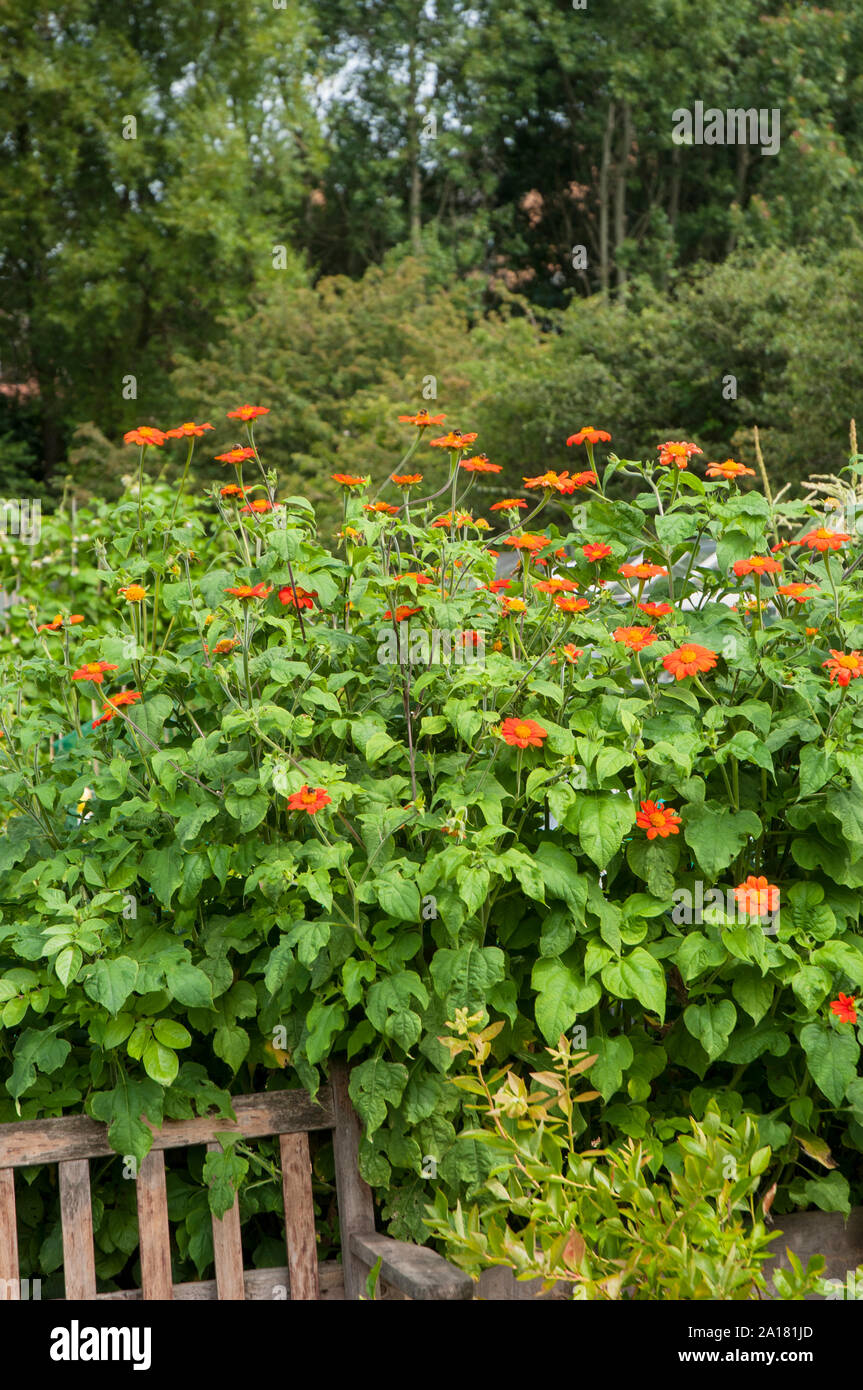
(3, 394), (863, 1293)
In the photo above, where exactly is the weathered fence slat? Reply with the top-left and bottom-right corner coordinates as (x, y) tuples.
(207, 1141), (245, 1301)
(330, 1061), (376, 1300)
(280, 1132), (319, 1300)
(136, 1151), (173, 1300)
(59, 1159), (97, 1299)
(0, 1168), (19, 1298)
(0, 1088), (335, 1169)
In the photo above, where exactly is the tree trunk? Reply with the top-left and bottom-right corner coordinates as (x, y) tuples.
(614, 101), (632, 290)
(599, 102), (615, 296)
(407, 38), (422, 257)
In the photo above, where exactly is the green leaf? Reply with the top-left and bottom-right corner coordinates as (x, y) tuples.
(349, 1058), (409, 1136)
(800, 1022), (860, 1107)
(799, 745), (835, 799)
(683, 1000), (737, 1061)
(601, 948), (667, 1020)
(589, 1035), (634, 1101)
(133, 694), (174, 744)
(7, 1028), (72, 1100)
(626, 835), (680, 898)
(90, 1076), (163, 1164)
(682, 803), (762, 878)
(430, 945), (505, 1010)
(732, 970), (773, 1024)
(141, 845), (184, 908)
(531, 957), (600, 1043)
(376, 874), (420, 922)
(802, 1170), (851, 1215)
(55, 945), (82, 987)
(143, 1039), (180, 1085)
(567, 793), (635, 869)
(167, 962), (214, 1009)
(675, 933), (726, 984)
(153, 1019), (192, 1049)
(213, 1024), (250, 1073)
(827, 788), (863, 845)
(534, 844), (588, 914)
(83, 957), (139, 1015)
(224, 787), (269, 831)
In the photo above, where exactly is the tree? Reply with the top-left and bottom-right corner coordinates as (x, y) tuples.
(0, 0), (322, 485)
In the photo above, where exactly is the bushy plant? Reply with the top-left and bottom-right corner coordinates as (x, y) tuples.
(2, 404), (863, 1288)
(426, 1011), (825, 1300)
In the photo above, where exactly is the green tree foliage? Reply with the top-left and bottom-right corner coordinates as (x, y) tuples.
(0, 0), (320, 479)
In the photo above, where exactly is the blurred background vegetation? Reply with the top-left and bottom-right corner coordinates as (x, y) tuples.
(1, 0), (862, 512)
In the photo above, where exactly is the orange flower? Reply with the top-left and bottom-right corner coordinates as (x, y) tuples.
(287, 785), (332, 814)
(635, 800), (682, 839)
(461, 455), (501, 473)
(93, 690), (143, 727)
(118, 584), (147, 603)
(224, 583), (271, 600)
(613, 625), (657, 652)
(798, 527), (851, 552)
(164, 422), (214, 438)
(777, 583), (819, 603)
(279, 586), (317, 610)
(364, 501), (400, 515)
(806, 626), (819, 636)
(215, 447), (255, 465)
(398, 410), (446, 427)
(490, 498), (527, 511)
(227, 405), (270, 421)
(830, 993), (858, 1025)
(662, 643), (717, 680)
(397, 571), (434, 586)
(384, 605), (421, 622)
(500, 717), (548, 748)
(732, 556), (782, 577)
(567, 427), (611, 446)
(38, 613), (84, 632)
(486, 578), (515, 594)
(618, 562), (668, 580)
(550, 644), (583, 665)
(582, 542), (612, 562)
(523, 469), (573, 492)
(429, 430), (478, 450)
(332, 473), (368, 487)
(392, 473), (423, 486)
(638, 601), (672, 618)
(734, 875), (780, 917)
(657, 441), (701, 470)
(242, 499), (276, 515)
(72, 661), (118, 685)
(705, 458), (756, 480)
(123, 426), (165, 448)
(823, 650), (863, 686)
(212, 638), (238, 654)
(221, 484), (246, 498)
(554, 596), (590, 614)
(503, 533), (548, 552)
(502, 597), (527, 615)
(534, 578), (579, 594)
(569, 471), (598, 489)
